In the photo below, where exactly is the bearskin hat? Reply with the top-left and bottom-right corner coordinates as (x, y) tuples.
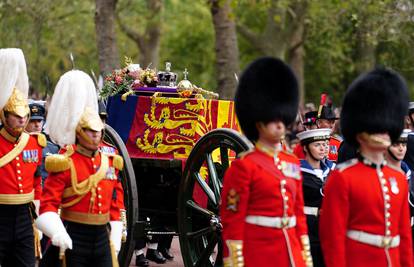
(340, 68), (408, 147)
(235, 57), (299, 142)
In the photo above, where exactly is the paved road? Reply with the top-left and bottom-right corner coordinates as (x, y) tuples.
(129, 237), (184, 267)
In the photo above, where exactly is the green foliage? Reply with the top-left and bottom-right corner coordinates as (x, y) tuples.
(1, 0), (414, 104)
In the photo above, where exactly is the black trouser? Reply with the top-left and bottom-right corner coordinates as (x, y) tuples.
(0, 203), (35, 267)
(40, 221), (113, 267)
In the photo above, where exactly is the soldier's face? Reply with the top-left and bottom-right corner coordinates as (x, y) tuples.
(26, 119), (43, 133)
(5, 113), (28, 135)
(317, 119), (335, 130)
(77, 129), (102, 150)
(389, 142), (407, 161)
(257, 120), (286, 145)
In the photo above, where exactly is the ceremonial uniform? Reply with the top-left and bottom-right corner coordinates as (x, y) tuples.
(35, 70), (126, 267)
(39, 142), (125, 267)
(320, 159), (413, 267)
(320, 68), (414, 267)
(0, 128), (45, 266)
(0, 48), (43, 267)
(300, 159), (332, 267)
(221, 148), (308, 267)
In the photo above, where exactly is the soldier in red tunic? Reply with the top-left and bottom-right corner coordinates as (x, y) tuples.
(319, 68), (414, 267)
(35, 70), (126, 267)
(220, 57), (312, 267)
(0, 48), (45, 267)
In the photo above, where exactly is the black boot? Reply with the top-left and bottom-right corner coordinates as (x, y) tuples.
(135, 254), (150, 267)
(146, 248), (167, 264)
(158, 247), (174, 260)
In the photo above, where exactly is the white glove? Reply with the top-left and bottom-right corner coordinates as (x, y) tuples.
(110, 221), (123, 255)
(35, 212), (72, 251)
(33, 200), (43, 240)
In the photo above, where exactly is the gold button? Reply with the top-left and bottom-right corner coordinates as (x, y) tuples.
(98, 195), (102, 199)
(19, 190), (23, 193)
(17, 170), (21, 174)
(385, 212), (390, 218)
(17, 177), (22, 180)
(97, 187), (101, 191)
(284, 196), (289, 201)
(381, 178), (387, 185)
(386, 221), (391, 227)
(284, 205), (289, 210)
(383, 187), (388, 193)
(98, 203), (102, 207)
(281, 180), (287, 185)
(18, 183), (22, 187)
(99, 211), (102, 214)
(386, 230), (391, 236)
(384, 194), (390, 201)
(385, 203), (391, 209)
(16, 157), (19, 160)
(281, 188), (286, 194)
(91, 158), (95, 161)
(16, 163), (20, 167)
(93, 165), (97, 169)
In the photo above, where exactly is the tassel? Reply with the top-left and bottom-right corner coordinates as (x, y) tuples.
(45, 154), (70, 173)
(33, 225), (42, 259)
(112, 155), (124, 171)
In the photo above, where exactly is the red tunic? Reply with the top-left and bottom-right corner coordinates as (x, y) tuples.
(0, 130), (42, 200)
(40, 144), (125, 222)
(220, 149), (308, 267)
(319, 159), (414, 267)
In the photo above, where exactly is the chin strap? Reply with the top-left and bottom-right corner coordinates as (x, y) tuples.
(76, 127), (101, 146)
(301, 235), (313, 267)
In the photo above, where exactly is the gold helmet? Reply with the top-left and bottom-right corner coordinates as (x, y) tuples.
(0, 48), (30, 133)
(46, 70), (100, 147)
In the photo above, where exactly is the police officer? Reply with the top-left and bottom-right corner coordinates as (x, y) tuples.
(26, 101), (59, 187)
(0, 48), (45, 266)
(35, 70), (126, 267)
(297, 128), (333, 267)
(319, 68), (413, 267)
(220, 57), (312, 267)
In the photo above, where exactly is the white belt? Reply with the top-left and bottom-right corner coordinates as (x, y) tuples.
(304, 206), (319, 216)
(245, 215), (296, 228)
(347, 230), (400, 248)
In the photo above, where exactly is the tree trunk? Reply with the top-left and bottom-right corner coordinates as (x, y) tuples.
(117, 0), (162, 68)
(95, 0), (120, 75)
(287, 0), (308, 105)
(210, 0), (239, 100)
(355, 30), (376, 73)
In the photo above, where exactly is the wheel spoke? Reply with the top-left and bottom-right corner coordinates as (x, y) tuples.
(187, 226), (214, 239)
(186, 200), (215, 218)
(220, 145), (229, 170)
(194, 234), (219, 267)
(206, 153), (221, 205)
(194, 172), (217, 206)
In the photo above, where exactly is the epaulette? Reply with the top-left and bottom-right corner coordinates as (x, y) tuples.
(110, 154), (124, 171)
(29, 132), (46, 148)
(45, 154), (70, 173)
(335, 158), (358, 172)
(237, 149), (254, 159)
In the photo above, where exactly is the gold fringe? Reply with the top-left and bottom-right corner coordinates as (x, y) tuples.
(109, 240), (120, 267)
(112, 155), (124, 171)
(33, 225), (42, 259)
(45, 154), (70, 173)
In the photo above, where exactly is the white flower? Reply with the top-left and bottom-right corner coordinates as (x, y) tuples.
(127, 64), (141, 73)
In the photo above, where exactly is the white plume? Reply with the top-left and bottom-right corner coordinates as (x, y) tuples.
(46, 70), (98, 147)
(0, 48), (29, 109)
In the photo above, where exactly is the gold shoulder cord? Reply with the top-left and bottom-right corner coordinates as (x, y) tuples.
(61, 153), (109, 211)
(0, 132), (29, 168)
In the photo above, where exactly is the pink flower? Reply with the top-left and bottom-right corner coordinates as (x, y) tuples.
(115, 76), (123, 85)
(132, 79), (142, 89)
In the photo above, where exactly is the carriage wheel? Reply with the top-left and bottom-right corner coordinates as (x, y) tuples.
(178, 129), (252, 267)
(104, 124), (139, 267)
